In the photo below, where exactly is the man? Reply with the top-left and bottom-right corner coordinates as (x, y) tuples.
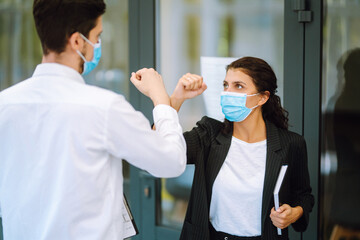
(0, 1), (186, 239)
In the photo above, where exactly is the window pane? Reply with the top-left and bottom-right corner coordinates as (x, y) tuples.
(84, 0), (129, 99)
(156, 0), (284, 229)
(0, 0), (42, 90)
(321, 1), (360, 239)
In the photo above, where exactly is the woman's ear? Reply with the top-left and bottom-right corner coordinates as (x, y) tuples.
(258, 91), (270, 106)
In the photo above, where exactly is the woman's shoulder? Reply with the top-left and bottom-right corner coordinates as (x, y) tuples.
(198, 116), (223, 125)
(189, 116), (225, 137)
(274, 124), (306, 147)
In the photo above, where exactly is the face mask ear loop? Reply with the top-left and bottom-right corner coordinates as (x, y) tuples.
(77, 33), (92, 63)
(79, 33), (95, 47)
(247, 92), (260, 97)
(76, 50), (87, 63)
(250, 105), (259, 110)
(247, 92), (260, 110)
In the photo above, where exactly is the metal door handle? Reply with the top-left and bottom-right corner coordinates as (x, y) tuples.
(144, 185), (151, 198)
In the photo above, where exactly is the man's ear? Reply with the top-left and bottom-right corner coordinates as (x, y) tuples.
(68, 32), (84, 52)
(258, 91), (270, 106)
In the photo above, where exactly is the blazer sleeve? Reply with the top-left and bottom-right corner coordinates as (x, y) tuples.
(183, 116), (213, 165)
(290, 137), (315, 232)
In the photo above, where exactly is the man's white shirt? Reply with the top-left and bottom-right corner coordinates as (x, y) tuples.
(0, 63), (186, 240)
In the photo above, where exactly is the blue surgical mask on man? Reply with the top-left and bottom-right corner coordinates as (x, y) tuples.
(76, 33), (101, 76)
(220, 91), (259, 122)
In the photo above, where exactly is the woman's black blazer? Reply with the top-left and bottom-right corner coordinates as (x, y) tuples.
(179, 117), (314, 240)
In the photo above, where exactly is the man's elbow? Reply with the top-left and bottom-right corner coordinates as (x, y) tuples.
(171, 154), (187, 177)
(154, 151), (186, 178)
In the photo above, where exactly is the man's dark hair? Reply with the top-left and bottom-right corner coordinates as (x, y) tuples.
(33, 0), (106, 55)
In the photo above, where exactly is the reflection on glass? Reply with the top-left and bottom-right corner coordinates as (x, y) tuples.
(157, 0), (284, 229)
(84, 0), (129, 99)
(0, 0), (42, 90)
(321, 1), (360, 239)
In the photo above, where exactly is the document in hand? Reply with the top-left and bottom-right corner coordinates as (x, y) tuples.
(273, 165), (288, 235)
(122, 195), (139, 239)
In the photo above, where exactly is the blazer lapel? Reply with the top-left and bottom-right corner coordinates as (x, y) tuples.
(261, 121), (283, 232)
(205, 127), (233, 203)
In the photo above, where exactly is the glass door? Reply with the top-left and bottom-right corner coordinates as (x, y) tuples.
(130, 0), (313, 239)
(320, 1), (360, 239)
(129, 0), (321, 239)
(156, 0), (284, 237)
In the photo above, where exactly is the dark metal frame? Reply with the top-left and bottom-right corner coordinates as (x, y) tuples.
(128, 0), (322, 239)
(0, 0), (323, 239)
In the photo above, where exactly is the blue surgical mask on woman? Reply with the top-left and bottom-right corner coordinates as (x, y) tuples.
(220, 91), (259, 122)
(76, 33), (101, 76)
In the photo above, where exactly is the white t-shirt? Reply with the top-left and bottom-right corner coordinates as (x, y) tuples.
(210, 137), (266, 236)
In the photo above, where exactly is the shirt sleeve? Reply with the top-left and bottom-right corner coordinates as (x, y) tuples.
(105, 96), (186, 178)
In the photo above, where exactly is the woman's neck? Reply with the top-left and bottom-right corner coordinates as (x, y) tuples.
(232, 109), (267, 143)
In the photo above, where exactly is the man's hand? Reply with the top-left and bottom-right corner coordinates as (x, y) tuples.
(130, 68), (170, 106)
(170, 73), (207, 111)
(270, 204), (303, 229)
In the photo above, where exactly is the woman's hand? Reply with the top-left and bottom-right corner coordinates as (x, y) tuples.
(170, 73), (207, 112)
(270, 204), (303, 229)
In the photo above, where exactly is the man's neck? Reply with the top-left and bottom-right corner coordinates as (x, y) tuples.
(42, 51), (81, 73)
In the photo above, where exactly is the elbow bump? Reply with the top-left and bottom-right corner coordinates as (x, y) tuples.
(170, 154), (186, 177)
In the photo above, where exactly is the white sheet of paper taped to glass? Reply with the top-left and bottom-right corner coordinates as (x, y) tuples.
(200, 57), (239, 121)
(273, 165), (288, 235)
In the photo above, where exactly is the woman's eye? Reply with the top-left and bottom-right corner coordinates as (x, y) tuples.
(223, 83), (228, 88)
(236, 84), (243, 89)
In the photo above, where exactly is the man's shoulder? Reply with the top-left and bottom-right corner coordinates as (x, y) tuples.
(82, 83), (120, 99)
(68, 82), (127, 110)
(0, 78), (32, 103)
(0, 76), (127, 109)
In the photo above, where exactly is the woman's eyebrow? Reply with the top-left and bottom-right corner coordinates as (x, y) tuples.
(232, 81), (246, 85)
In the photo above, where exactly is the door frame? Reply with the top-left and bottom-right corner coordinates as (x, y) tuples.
(283, 0), (321, 239)
(128, 0), (322, 239)
(0, 1), (322, 240)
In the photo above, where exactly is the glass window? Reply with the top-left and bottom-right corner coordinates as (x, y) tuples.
(84, 0), (129, 99)
(0, 0), (42, 90)
(321, 1), (360, 239)
(0, 0), (129, 97)
(156, 0), (284, 229)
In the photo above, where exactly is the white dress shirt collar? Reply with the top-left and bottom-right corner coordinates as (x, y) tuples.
(32, 63), (85, 84)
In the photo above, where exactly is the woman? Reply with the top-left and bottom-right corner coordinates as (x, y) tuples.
(170, 57), (314, 240)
